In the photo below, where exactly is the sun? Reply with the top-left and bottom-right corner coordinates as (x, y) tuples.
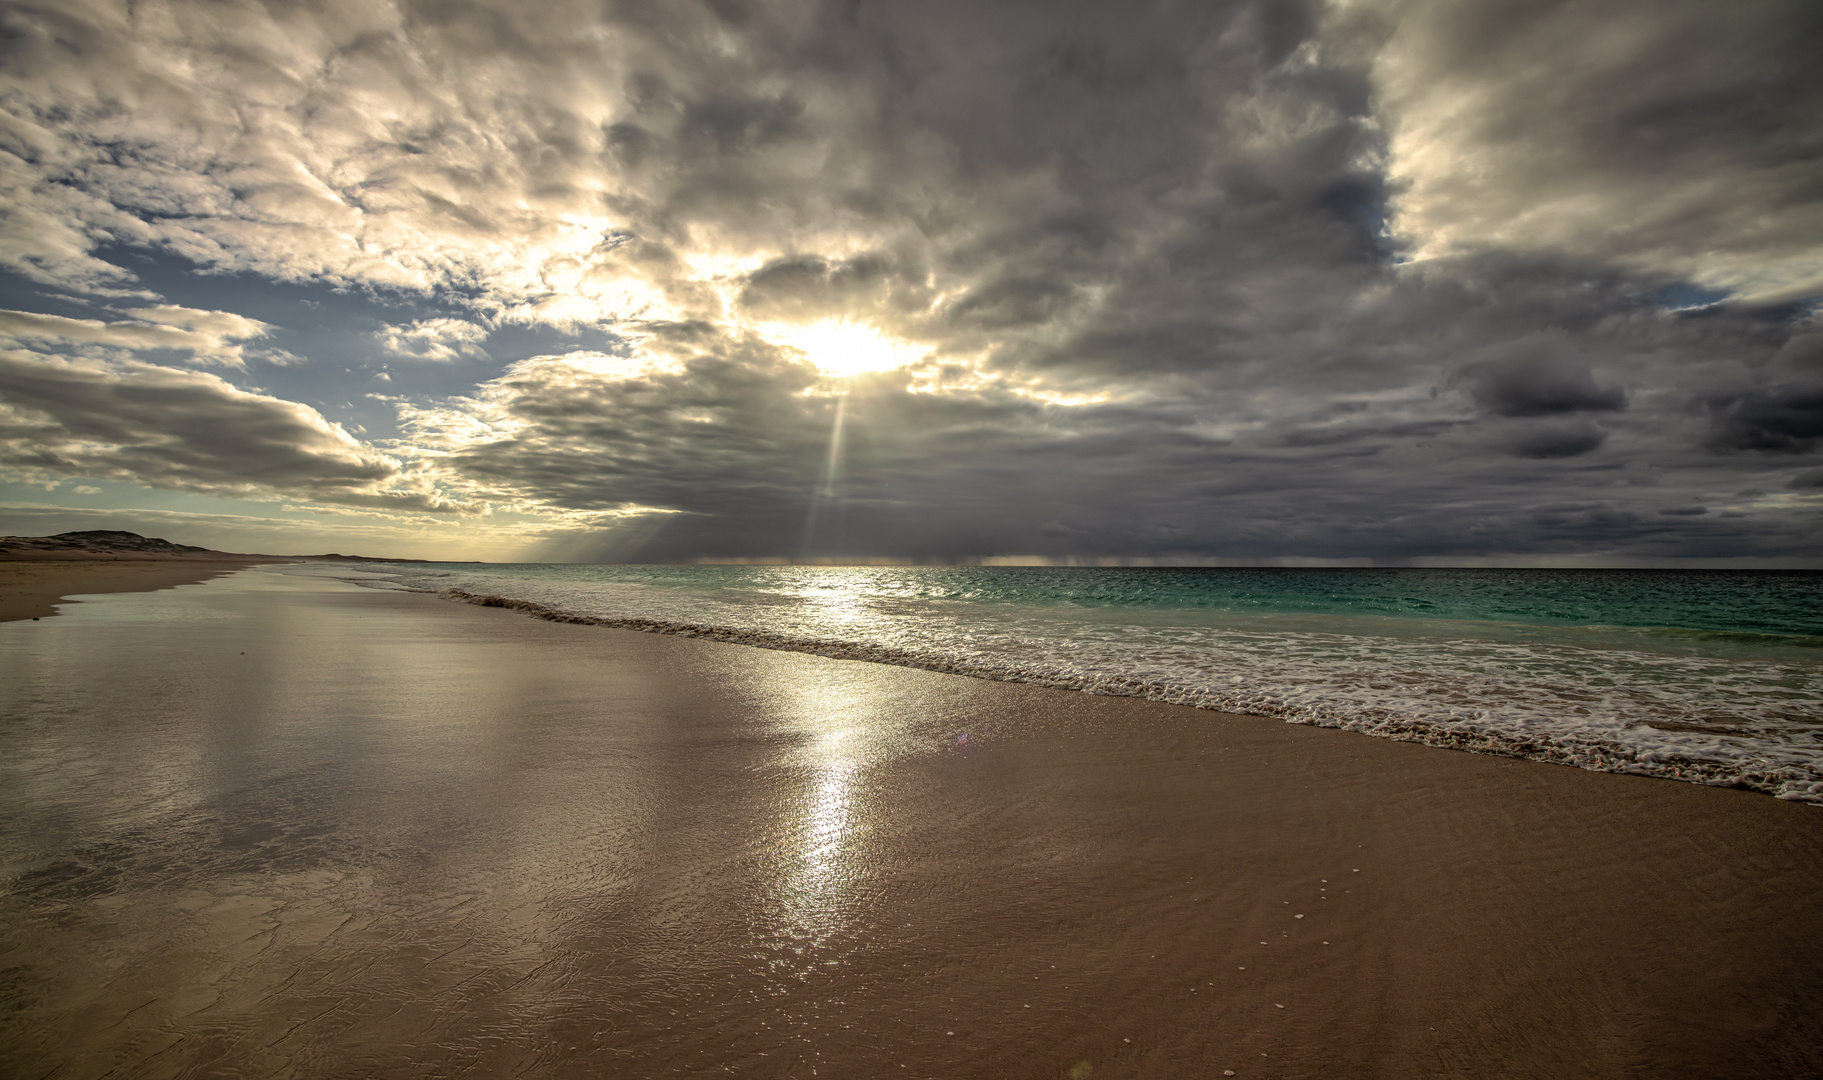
(764, 319), (924, 378)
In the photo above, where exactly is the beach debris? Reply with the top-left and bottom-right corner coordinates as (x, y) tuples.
(955, 733), (969, 746)
(1275, 1004), (1284, 1009)
(1224, 1071), (1236, 1076)
(1295, 914), (1304, 919)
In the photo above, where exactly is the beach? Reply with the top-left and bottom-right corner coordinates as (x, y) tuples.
(1, 567), (1820, 1078)
(0, 553), (273, 622)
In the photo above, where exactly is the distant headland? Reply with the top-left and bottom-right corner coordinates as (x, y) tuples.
(0, 530), (428, 563)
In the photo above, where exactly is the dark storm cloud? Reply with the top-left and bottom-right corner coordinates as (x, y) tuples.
(0, 0), (1818, 561)
(1691, 317), (1823, 454)
(402, 321), (1812, 562)
(1482, 419), (1610, 460)
(1453, 339), (1627, 419)
(737, 253), (926, 323)
(0, 349), (439, 509)
(1703, 379), (1823, 453)
(1376, 0), (1823, 297)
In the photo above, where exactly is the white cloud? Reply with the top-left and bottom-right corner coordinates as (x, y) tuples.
(0, 306), (271, 366)
(375, 317), (491, 362)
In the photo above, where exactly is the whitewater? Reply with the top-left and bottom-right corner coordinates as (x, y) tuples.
(317, 564), (1823, 803)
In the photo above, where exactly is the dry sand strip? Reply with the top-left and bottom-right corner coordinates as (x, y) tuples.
(1, 572), (1819, 1079)
(0, 555), (282, 622)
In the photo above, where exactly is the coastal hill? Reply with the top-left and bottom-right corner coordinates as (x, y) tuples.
(0, 530), (426, 563)
(0, 529), (214, 555)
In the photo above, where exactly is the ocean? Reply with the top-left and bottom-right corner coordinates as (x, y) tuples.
(332, 564), (1823, 803)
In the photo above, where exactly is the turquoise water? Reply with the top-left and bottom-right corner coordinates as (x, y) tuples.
(341, 564), (1823, 802)
(408, 564), (1822, 642)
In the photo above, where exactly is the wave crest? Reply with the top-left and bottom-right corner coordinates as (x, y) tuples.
(442, 588), (1823, 804)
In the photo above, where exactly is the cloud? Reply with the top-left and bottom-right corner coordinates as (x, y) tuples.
(373, 316), (1817, 562)
(0, 306), (271, 365)
(738, 253), (923, 324)
(1453, 337), (1627, 418)
(0, 348), (436, 509)
(1377, 0), (1823, 300)
(376, 317), (491, 362)
(0, 0), (1816, 562)
(1485, 418), (1610, 460)
(1703, 378), (1823, 452)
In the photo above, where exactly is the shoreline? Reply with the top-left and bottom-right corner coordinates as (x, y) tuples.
(0, 555), (287, 622)
(2, 569), (1821, 1077)
(437, 585), (1823, 805)
(13, 560), (1818, 805)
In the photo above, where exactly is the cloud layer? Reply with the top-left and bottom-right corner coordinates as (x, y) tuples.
(0, 0), (1819, 561)
(0, 348), (416, 503)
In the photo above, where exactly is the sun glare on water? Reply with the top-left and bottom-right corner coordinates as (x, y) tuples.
(766, 320), (925, 378)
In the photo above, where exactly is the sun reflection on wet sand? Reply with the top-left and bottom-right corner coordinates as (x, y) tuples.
(761, 683), (886, 972)
(774, 755), (861, 961)
(804, 756), (857, 879)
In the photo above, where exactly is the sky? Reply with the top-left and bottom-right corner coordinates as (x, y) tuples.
(0, 0), (1820, 565)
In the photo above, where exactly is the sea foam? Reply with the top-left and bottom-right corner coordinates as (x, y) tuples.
(331, 564), (1823, 803)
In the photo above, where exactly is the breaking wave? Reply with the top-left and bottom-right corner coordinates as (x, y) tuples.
(423, 579), (1823, 805)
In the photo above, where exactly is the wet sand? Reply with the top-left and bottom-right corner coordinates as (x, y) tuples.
(0, 555), (274, 622)
(1, 568), (1819, 1079)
